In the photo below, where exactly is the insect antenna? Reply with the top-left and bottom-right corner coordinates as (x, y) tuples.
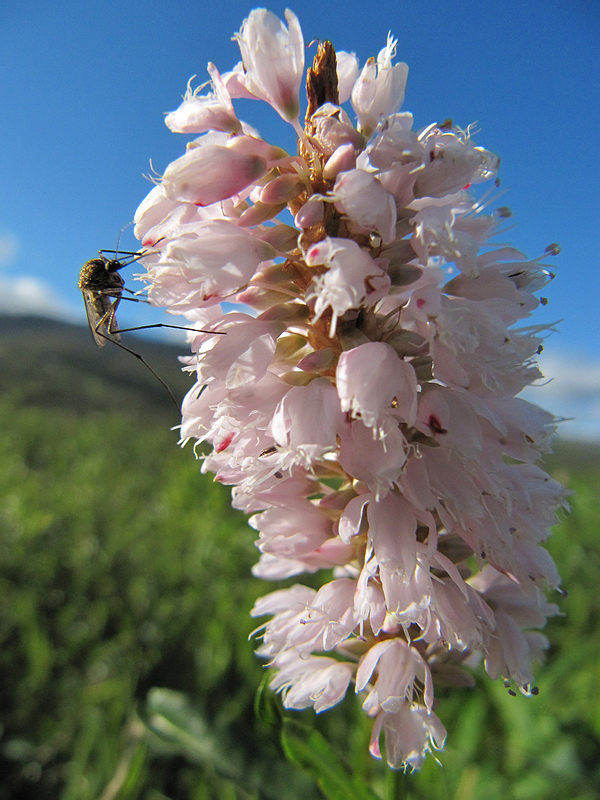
(112, 221), (133, 260)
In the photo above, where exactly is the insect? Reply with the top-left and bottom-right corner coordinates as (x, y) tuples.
(78, 247), (220, 408)
(79, 250), (135, 345)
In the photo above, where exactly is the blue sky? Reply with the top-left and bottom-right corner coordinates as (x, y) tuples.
(0, 0), (598, 438)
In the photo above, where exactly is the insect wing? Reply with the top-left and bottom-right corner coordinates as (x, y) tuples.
(81, 288), (120, 347)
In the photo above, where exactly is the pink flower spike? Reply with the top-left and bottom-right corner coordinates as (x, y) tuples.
(234, 8), (305, 123)
(161, 142), (267, 206)
(133, 8), (566, 774)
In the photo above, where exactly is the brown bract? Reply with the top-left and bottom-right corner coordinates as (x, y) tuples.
(300, 40), (339, 186)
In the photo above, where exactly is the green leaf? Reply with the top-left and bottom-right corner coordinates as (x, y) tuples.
(282, 719), (380, 800)
(254, 673), (282, 727)
(141, 688), (260, 796)
(142, 688), (221, 766)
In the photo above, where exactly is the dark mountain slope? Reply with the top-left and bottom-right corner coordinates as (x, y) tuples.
(0, 314), (194, 419)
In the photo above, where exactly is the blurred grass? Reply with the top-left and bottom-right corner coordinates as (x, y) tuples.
(1, 317), (599, 798)
(0, 397), (319, 799)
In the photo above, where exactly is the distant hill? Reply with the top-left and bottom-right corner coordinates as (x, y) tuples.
(0, 314), (194, 419)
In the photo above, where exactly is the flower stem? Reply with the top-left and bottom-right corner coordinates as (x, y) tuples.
(385, 769), (410, 800)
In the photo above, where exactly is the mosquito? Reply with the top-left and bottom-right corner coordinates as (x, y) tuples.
(78, 247), (220, 408)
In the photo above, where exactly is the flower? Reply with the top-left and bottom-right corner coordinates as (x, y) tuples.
(351, 34), (409, 136)
(233, 8), (304, 123)
(133, 8), (566, 771)
(160, 139), (269, 207)
(165, 65), (242, 135)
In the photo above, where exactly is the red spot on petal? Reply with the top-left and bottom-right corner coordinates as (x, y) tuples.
(463, 183), (471, 190)
(216, 433), (234, 452)
(416, 298), (426, 309)
(428, 415), (447, 435)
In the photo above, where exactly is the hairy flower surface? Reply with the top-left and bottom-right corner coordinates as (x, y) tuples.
(134, 8), (567, 771)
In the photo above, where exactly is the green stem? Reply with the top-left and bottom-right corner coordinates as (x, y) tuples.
(385, 768), (410, 800)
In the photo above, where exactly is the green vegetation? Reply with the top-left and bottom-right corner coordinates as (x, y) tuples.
(1, 316), (599, 799)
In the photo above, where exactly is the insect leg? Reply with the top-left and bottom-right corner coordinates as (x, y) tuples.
(110, 322), (225, 336)
(98, 295), (225, 335)
(99, 237), (165, 265)
(94, 309), (181, 410)
(103, 288), (150, 301)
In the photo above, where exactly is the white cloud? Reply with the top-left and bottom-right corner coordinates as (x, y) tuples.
(521, 351), (600, 441)
(0, 232), (19, 265)
(0, 275), (76, 320)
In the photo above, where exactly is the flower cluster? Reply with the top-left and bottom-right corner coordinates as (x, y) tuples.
(133, 9), (567, 770)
